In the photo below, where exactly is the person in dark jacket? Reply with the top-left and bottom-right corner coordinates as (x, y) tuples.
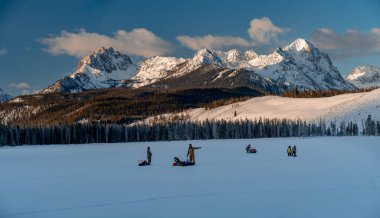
(287, 146), (293, 156)
(147, 146), (152, 164)
(187, 144), (201, 164)
(292, 145), (297, 157)
(139, 147), (152, 166)
(246, 144), (251, 153)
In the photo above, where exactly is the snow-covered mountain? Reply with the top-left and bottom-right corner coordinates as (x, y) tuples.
(345, 65), (380, 88)
(42, 39), (354, 94)
(144, 88), (380, 128)
(131, 56), (186, 88)
(246, 38), (354, 90)
(41, 47), (137, 93)
(133, 38), (353, 91)
(0, 88), (12, 103)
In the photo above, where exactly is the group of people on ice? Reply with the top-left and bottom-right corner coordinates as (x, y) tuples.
(139, 144), (202, 167)
(139, 143), (297, 166)
(287, 145), (297, 157)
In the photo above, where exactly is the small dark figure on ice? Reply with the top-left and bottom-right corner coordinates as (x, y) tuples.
(246, 144), (257, 153)
(287, 146), (292, 156)
(292, 145), (297, 157)
(139, 146), (152, 166)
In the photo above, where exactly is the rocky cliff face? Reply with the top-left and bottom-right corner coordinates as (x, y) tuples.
(41, 47), (137, 93)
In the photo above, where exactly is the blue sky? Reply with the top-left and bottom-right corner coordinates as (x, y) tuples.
(0, 0), (380, 95)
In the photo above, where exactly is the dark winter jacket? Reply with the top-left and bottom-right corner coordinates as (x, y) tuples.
(147, 149), (152, 163)
(246, 145), (251, 153)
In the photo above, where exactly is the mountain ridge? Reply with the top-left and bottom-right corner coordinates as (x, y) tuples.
(40, 38), (355, 94)
(345, 65), (380, 89)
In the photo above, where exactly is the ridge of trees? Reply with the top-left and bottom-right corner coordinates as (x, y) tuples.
(281, 87), (378, 98)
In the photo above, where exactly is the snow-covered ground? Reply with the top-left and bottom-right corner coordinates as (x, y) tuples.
(0, 137), (379, 218)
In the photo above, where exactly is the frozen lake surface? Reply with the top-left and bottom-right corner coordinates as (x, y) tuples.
(0, 137), (379, 218)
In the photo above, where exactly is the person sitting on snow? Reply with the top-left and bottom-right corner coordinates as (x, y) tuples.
(174, 157), (185, 166)
(292, 145), (297, 157)
(287, 146), (293, 156)
(246, 144), (251, 153)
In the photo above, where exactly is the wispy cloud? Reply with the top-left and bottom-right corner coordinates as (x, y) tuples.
(177, 17), (290, 51)
(39, 28), (173, 58)
(9, 82), (30, 89)
(0, 48), (7, 56)
(311, 28), (380, 59)
(247, 17), (290, 45)
(176, 35), (250, 51)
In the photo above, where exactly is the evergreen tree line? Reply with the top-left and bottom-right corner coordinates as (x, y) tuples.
(281, 87), (378, 98)
(2, 116), (378, 146)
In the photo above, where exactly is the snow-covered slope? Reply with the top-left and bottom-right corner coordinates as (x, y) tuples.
(41, 47), (137, 93)
(0, 88), (12, 103)
(149, 88), (380, 126)
(346, 65), (380, 88)
(0, 138), (379, 218)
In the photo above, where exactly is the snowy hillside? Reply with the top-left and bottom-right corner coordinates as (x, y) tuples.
(0, 137), (379, 218)
(41, 47), (137, 93)
(0, 88), (12, 103)
(147, 88), (380, 126)
(346, 65), (380, 88)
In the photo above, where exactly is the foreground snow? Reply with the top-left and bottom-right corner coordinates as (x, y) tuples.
(0, 137), (379, 218)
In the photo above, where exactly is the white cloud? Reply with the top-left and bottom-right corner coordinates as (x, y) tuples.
(9, 82), (30, 89)
(39, 28), (173, 58)
(176, 35), (250, 51)
(247, 17), (290, 45)
(0, 48), (7, 56)
(177, 17), (289, 51)
(311, 28), (380, 59)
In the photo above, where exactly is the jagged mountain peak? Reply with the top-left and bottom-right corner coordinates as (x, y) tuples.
(283, 38), (316, 52)
(225, 49), (244, 63)
(346, 65), (380, 88)
(184, 48), (225, 72)
(76, 46), (132, 73)
(40, 38), (355, 94)
(244, 50), (258, 60)
(131, 56), (186, 88)
(41, 47), (137, 93)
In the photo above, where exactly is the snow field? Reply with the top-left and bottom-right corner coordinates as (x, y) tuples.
(0, 137), (379, 218)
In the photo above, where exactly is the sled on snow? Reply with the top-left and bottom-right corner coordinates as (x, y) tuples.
(172, 157), (195, 167)
(138, 160), (151, 166)
(247, 148), (257, 153)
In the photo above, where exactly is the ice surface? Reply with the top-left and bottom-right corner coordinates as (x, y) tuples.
(0, 137), (379, 218)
